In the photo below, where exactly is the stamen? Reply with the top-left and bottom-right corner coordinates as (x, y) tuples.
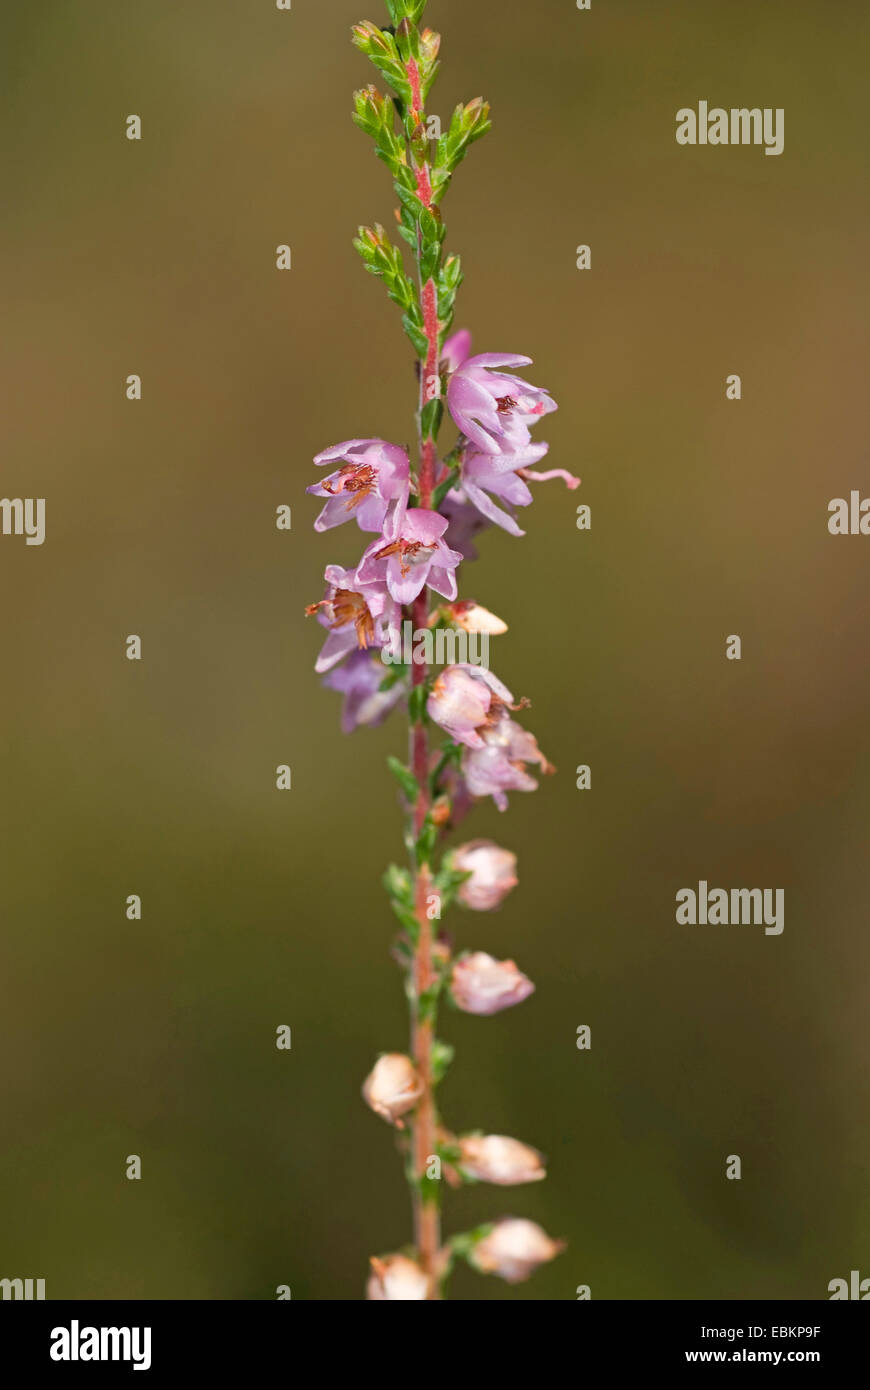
(322, 463), (378, 509)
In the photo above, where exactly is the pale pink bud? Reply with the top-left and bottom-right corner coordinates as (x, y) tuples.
(450, 951), (535, 1016)
(471, 1218), (564, 1284)
(458, 1134), (546, 1186)
(366, 1254), (430, 1300)
(362, 1053), (423, 1126)
(447, 600), (508, 635)
(450, 839), (518, 911)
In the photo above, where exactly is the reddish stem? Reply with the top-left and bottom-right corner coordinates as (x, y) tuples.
(408, 264), (442, 1297)
(407, 58), (424, 126)
(407, 60), (433, 210)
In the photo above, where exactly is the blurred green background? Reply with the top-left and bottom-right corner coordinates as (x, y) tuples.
(2, 0), (868, 1300)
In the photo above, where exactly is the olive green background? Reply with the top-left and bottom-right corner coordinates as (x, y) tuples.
(2, 0), (868, 1300)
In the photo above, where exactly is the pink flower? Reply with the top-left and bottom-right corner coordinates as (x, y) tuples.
(442, 328), (472, 374)
(306, 564), (400, 674)
(450, 951), (535, 1015)
(357, 508), (463, 605)
(449, 839), (518, 911)
(470, 1218), (564, 1284)
(447, 353), (557, 455)
(426, 664), (513, 749)
(458, 1134), (546, 1186)
(322, 650), (406, 733)
(366, 1254), (430, 1301)
(307, 439), (409, 537)
(362, 1053), (423, 1127)
(441, 488), (489, 560)
(461, 713), (553, 811)
(462, 447), (580, 537)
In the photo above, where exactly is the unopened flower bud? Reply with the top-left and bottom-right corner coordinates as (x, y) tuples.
(366, 1254), (429, 1300)
(471, 1218), (564, 1284)
(458, 1134), (546, 1186)
(450, 951), (534, 1015)
(450, 839), (518, 911)
(362, 1053), (423, 1126)
(447, 600), (508, 635)
(419, 28), (441, 66)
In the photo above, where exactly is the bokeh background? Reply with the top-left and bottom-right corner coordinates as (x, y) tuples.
(2, 0), (868, 1300)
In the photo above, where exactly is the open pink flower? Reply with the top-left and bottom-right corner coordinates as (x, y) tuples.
(307, 564), (399, 674)
(447, 353), (557, 455)
(442, 328), (472, 375)
(451, 951), (535, 1015)
(322, 649), (406, 733)
(307, 439), (409, 537)
(427, 664), (513, 749)
(357, 508), (463, 605)
(441, 488), (490, 560)
(461, 712), (554, 811)
(461, 446), (544, 536)
(461, 448), (580, 536)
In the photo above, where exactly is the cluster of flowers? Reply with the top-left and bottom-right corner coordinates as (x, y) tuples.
(308, 329), (576, 1296)
(307, 331), (577, 775)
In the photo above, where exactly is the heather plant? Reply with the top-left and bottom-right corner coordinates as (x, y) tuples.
(307, 0), (577, 1300)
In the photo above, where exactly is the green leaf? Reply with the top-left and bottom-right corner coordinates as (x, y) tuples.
(386, 0), (427, 26)
(420, 398), (443, 440)
(419, 29), (441, 100)
(429, 739), (462, 794)
(394, 17), (422, 65)
(383, 863), (413, 907)
(441, 253), (462, 289)
(433, 862), (471, 913)
(379, 662), (408, 692)
(390, 900), (421, 937)
(431, 1039), (455, 1084)
(431, 470), (457, 510)
(403, 314), (429, 357)
(351, 22), (411, 101)
(415, 816), (439, 866)
(449, 1224), (495, 1261)
(353, 224), (420, 321)
(387, 756), (420, 804)
(417, 983), (441, 1026)
(417, 1172), (441, 1206)
(408, 682), (429, 724)
(431, 99), (492, 202)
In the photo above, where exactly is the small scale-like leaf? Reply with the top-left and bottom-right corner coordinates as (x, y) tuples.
(387, 755), (420, 803)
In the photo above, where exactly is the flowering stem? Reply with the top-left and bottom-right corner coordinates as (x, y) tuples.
(408, 163), (443, 1296)
(329, 0), (566, 1300)
(407, 598), (441, 1293)
(410, 855), (440, 1292)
